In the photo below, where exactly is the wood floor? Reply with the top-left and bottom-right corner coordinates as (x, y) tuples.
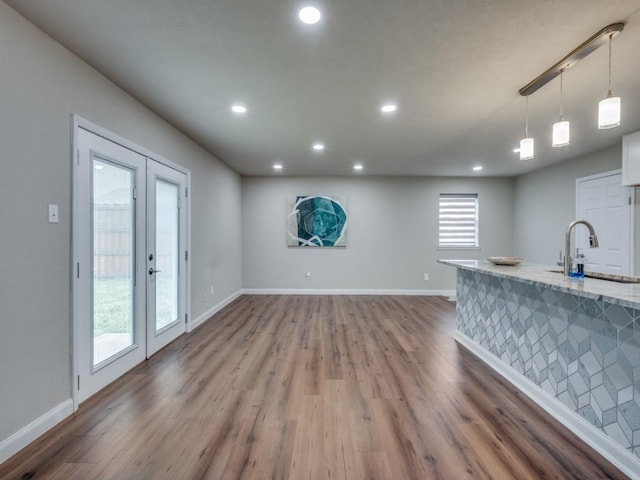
(0, 295), (628, 479)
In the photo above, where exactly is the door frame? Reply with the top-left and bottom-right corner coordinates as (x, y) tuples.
(71, 115), (191, 411)
(575, 168), (635, 275)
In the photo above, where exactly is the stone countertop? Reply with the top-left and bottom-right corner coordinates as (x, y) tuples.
(438, 259), (640, 309)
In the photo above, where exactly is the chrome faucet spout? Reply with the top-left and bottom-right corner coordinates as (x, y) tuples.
(564, 220), (599, 276)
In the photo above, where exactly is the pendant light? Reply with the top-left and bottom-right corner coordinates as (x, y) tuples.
(520, 94), (534, 160)
(598, 34), (621, 129)
(552, 70), (570, 147)
(518, 24), (623, 155)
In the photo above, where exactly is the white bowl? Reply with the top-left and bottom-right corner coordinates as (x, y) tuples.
(487, 256), (523, 266)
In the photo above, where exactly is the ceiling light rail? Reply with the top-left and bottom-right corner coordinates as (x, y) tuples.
(518, 23), (624, 97)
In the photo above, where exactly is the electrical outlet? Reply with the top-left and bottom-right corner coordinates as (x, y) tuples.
(210, 285), (214, 295)
(203, 292), (208, 303)
(424, 273), (429, 281)
(305, 271), (312, 280)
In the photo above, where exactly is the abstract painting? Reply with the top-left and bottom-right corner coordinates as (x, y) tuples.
(287, 195), (347, 247)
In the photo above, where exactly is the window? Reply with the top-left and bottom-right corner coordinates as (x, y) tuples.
(438, 194), (479, 249)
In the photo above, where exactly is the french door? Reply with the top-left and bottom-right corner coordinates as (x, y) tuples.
(146, 159), (187, 356)
(75, 127), (188, 404)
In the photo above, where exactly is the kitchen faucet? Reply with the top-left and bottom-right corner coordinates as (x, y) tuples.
(564, 220), (599, 276)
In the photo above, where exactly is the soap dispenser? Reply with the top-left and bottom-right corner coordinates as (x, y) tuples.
(571, 248), (585, 280)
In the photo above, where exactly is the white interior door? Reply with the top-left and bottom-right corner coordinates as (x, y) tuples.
(576, 170), (634, 275)
(76, 128), (147, 404)
(146, 159), (187, 356)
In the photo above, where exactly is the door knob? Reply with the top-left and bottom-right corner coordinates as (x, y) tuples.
(149, 268), (161, 275)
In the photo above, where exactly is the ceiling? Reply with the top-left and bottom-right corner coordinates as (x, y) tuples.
(6, 0), (640, 177)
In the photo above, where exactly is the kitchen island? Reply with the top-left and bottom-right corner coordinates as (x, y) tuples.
(440, 259), (640, 477)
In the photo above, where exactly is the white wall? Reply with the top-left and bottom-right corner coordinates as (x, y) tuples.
(242, 176), (514, 292)
(513, 144), (629, 266)
(0, 3), (242, 445)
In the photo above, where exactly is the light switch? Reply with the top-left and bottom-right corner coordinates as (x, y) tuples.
(48, 204), (59, 224)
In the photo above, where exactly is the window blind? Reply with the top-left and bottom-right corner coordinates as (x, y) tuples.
(438, 194), (479, 248)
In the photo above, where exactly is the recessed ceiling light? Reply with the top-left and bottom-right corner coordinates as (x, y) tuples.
(353, 164), (364, 171)
(473, 165), (483, 172)
(312, 143), (325, 151)
(381, 104), (397, 113)
(273, 163), (283, 171)
(231, 105), (247, 114)
(299, 6), (321, 24)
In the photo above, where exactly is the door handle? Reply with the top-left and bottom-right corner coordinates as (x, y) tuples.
(149, 268), (162, 275)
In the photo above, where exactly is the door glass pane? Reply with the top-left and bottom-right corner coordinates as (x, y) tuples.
(92, 159), (134, 366)
(155, 179), (179, 332)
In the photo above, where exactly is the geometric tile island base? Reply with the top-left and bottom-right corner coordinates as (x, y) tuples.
(456, 268), (640, 460)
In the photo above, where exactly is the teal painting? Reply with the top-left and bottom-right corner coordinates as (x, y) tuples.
(287, 195), (347, 247)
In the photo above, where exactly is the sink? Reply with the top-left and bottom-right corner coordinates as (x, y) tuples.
(547, 269), (640, 284)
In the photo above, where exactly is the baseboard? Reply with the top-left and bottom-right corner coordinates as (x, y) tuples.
(189, 289), (243, 332)
(0, 399), (73, 464)
(242, 288), (456, 297)
(454, 332), (640, 480)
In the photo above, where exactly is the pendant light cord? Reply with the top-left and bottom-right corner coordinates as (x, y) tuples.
(525, 94), (529, 138)
(559, 70), (564, 118)
(607, 34), (613, 95)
